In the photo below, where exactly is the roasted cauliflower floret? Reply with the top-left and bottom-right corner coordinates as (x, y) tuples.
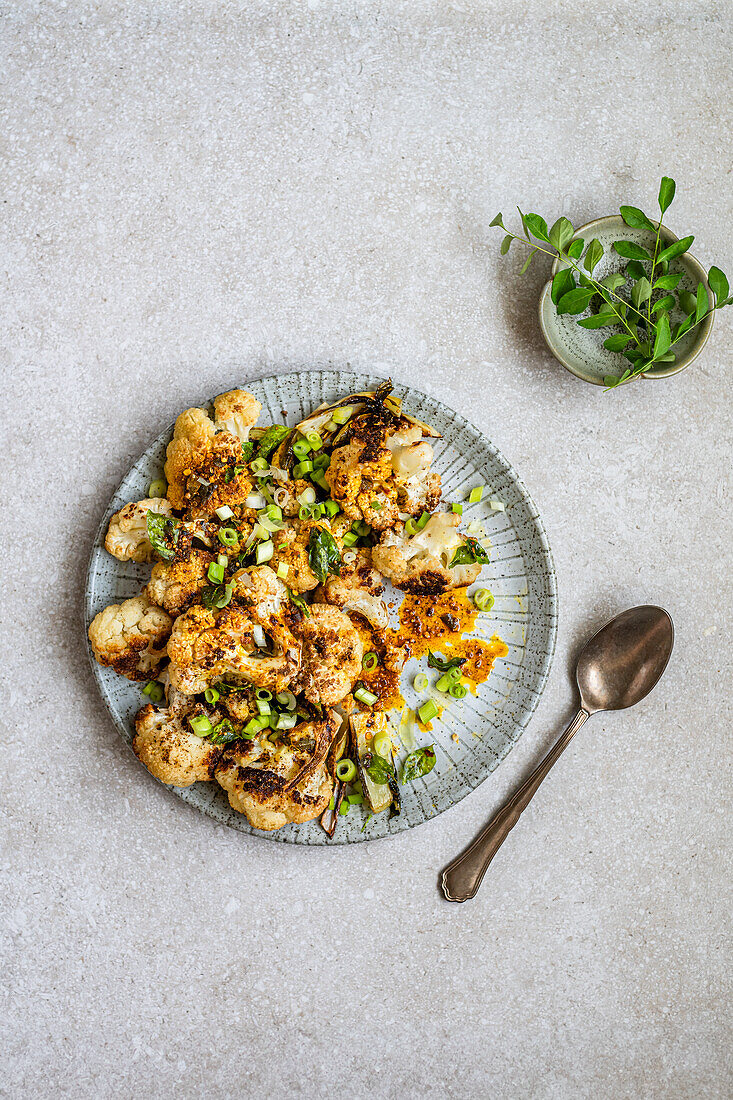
(164, 395), (258, 519)
(104, 498), (173, 563)
(213, 389), (262, 442)
(372, 513), (482, 594)
(166, 592), (300, 695)
(133, 703), (223, 786)
(215, 710), (339, 830)
(325, 414), (440, 530)
(294, 604), (364, 705)
(315, 549), (387, 628)
(145, 548), (214, 615)
(88, 594), (173, 681)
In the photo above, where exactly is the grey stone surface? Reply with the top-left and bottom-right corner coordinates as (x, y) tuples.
(1, 2), (731, 1097)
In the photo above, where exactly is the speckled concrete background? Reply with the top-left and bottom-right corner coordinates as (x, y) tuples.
(1, 2), (731, 1097)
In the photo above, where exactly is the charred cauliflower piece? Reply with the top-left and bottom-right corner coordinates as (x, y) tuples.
(315, 549), (387, 628)
(215, 710), (339, 830)
(105, 498), (173, 563)
(133, 703), (223, 786)
(372, 512), (482, 593)
(88, 594), (173, 681)
(164, 390), (261, 519)
(325, 412), (440, 530)
(213, 389), (262, 442)
(294, 604), (364, 705)
(166, 568), (300, 694)
(145, 548), (214, 615)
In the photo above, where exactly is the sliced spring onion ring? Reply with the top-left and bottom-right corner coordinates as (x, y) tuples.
(215, 505), (234, 520)
(342, 550), (357, 564)
(276, 712), (297, 730)
(217, 527), (239, 546)
(252, 625), (266, 648)
(435, 674), (452, 693)
(207, 561), (225, 584)
(204, 687), (220, 704)
(468, 486), (484, 504)
(489, 499), (506, 511)
(324, 500), (340, 517)
(450, 683), (468, 699)
(256, 699), (271, 716)
(256, 688), (272, 700)
(473, 588), (494, 612)
(217, 553), (228, 568)
(373, 732), (392, 758)
(335, 758), (358, 782)
(452, 503), (463, 515)
(296, 487), (316, 506)
(354, 685), (378, 706)
(362, 651), (378, 671)
(342, 531), (358, 546)
(404, 518), (419, 537)
(416, 511), (430, 530)
(331, 406), (353, 425)
(276, 691), (297, 711)
(413, 673), (428, 693)
(276, 561), (289, 580)
(447, 666), (463, 685)
(256, 540), (274, 564)
(245, 492), (267, 509)
(189, 715), (213, 737)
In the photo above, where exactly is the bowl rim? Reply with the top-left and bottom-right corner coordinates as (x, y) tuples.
(538, 213), (714, 385)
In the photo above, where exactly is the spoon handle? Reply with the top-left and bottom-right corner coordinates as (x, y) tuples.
(441, 708), (591, 902)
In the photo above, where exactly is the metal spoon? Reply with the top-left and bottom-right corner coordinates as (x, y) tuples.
(441, 605), (674, 902)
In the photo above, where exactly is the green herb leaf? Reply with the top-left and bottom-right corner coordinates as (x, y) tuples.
(449, 536), (491, 568)
(583, 238), (604, 275)
(695, 281), (709, 321)
(656, 236), (694, 265)
(577, 313), (619, 329)
(146, 512), (180, 562)
(631, 277), (652, 309)
(500, 234), (513, 255)
(600, 273), (625, 292)
(256, 425), (291, 461)
(517, 206), (530, 239)
(603, 334), (634, 352)
(652, 294), (675, 314)
(427, 651), (468, 673)
(653, 312), (672, 359)
(556, 287), (595, 315)
(613, 240), (651, 262)
(519, 249), (537, 274)
(364, 752), (395, 785)
(549, 217), (574, 251)
(208, 719), (241, 745)
(308, 526), (341, 584)
(551, 268), (575, 305)
(658, 176), (676, 214)
(653, 273), (683, 291)
(489, 213), (505, 229)
(655, 352), (676, 363)
(626, 260), (647, 281)
(603, 374), (622, 388)
(523, 213), (550, 242)
(708, 266), (729, 303)
(401, 746), (437, 783)
(566, 238), (584, 260)
(619, 205), (657, 233)
(286, 587), (310, 618)
(677, 289), (696, 315)
(673, 315), (694, 341)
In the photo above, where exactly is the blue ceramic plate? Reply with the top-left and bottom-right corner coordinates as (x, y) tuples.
(85, 370), (557, 843)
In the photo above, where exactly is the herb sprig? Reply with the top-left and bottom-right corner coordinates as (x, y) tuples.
(492, 177), (732, 389)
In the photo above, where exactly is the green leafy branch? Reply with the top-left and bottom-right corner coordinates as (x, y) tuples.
(492, 177), (732, 390)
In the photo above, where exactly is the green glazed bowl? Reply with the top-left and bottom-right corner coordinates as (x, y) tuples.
(538, 215), (714, 385)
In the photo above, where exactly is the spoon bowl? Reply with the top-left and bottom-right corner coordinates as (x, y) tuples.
(577, 605), (675, 713)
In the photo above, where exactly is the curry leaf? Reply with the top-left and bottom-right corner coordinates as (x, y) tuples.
(449, 537), (491, 568)
(519, 249), (538, 274)
(620, 205), (657, 233)
(566, 237), (584, 260)
(658, 176), (676, 214)
(631, 277), (652, 308)
(652, 294), (676, 314)
(549, 217), (574, 251)
(500, 234), (513, 255)
(551, 267), (575, 305)
(401, 746), (437, 783)
(708, 266), (729, 303)
(577, 313), (619, 328)
(653, 313), (672, 358)
(308, 527), (341, 584)
(625, 260), (647, 281)
(653, 273), (683, 291)
(256, 425), (291, 460)
(584, 238), (604, 274)
(489, 212), (505, 228)
(695, 281), (709, 321)
(523, 213), (550, 241)
(427, 651), (468, 673)
(656, 235), (694, 264)
(603, 334), (634, 352)
(557, 287), (595, 315)
(146, 512), (180, 562)
(613, 240), (651, 262)
(364, 752), (395, 785)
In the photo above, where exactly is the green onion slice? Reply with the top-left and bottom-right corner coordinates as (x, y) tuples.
(418, 699), (438, 724)
(217, 527), (239, 546)
(468, 486), (484, 504)
(354, 685), (378, 706)
(413, 673), (428, 693)
(335, 758), (357, 783)
(473, 588), (495, 612)
(189, 715), (213, 738)
(450, 683), (468, 699)
(362, 651), (378, 672)
(204, 687), (220, 704)
(148, 479), (166, 498)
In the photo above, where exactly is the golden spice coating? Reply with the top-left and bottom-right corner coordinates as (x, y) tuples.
(164, 397), (258, 519)
(133, 703), (223, 786)
(294, 604), (364, 705)
(145, 548), (214, 615)
(104, 498), (173, 563)
(88, 594), (173, 681)
(372, 512), (481, 594)
(215, 710), (339, 830)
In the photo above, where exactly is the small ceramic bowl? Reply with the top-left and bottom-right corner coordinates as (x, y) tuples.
(538, 214), (714, 385)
